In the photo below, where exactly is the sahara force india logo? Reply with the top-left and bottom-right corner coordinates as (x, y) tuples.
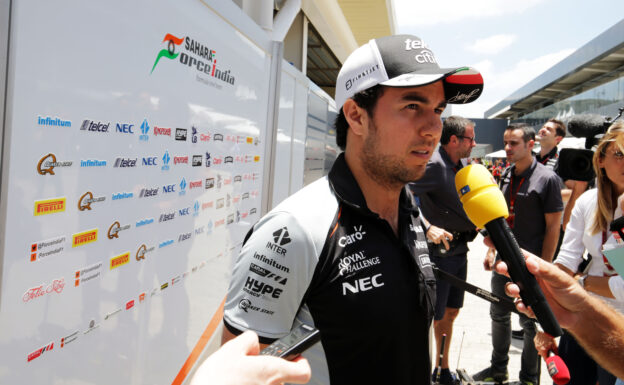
(150, 33), (235, 85)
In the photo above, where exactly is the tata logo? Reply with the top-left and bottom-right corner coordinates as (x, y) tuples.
(178, 207), (190, 216)
(80, 120), (109, 132)
(37, 153), (72, 175)
(179, 178), (187, 196)
(162, 184), (175, 193)
(162, 151), (171, 171)
(108, 221), (130, 239)
(113, 157), (137, 168)
(342, 274), (384, 295)
(142, 157), (157, 166)
(116, 123), (134, 134)
(175, 128), (187, 141)
(78, 191), (105, 211)
(192, 155), (202, 166)
(191, 126), (198, 143)
(139, 119), (150, 141)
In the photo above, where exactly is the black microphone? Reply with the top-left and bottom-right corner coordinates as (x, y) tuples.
(567, 114), (610, 138)
(609, 216), (624, 241)
(455, 165), (563, 337)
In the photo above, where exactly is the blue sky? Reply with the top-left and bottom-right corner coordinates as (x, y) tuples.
(394, 0), (624, 118)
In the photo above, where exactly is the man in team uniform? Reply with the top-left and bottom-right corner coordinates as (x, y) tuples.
(221, 34), (483, 385)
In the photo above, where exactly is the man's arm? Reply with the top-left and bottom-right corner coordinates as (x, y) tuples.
(541, 211), (561, 262)
(496, 254), (624, 379)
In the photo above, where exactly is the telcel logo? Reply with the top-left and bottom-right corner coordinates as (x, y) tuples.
(81, 120), (109, 132)
(116, 123), (134, 133)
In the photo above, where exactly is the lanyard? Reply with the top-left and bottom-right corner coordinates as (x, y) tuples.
(539, 152), (558, 165)
(601, 231), (618, 276)
(508, 175), (525, 212)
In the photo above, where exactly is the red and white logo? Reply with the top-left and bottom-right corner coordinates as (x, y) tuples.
(23, 278), (65, 302)
(27, 342), (54, 362)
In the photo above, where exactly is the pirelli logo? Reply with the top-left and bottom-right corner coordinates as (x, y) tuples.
(110, 252), (130, 270)
(72, 229), (98, 247)
(34, 197), (66, 216)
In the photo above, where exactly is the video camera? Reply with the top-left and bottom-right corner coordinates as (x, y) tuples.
(556, 107), (624, 181)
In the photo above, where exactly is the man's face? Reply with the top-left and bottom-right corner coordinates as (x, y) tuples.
(537, 122), (560, 147)
(456, 124), (476, 159)
(360, 81), (446, 188)
(504, 129), (533, 163)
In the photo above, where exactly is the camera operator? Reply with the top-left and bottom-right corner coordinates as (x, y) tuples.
(535, 121), (624, 385)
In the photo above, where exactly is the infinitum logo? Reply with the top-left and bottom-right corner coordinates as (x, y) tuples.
(150, 33), (235, 85)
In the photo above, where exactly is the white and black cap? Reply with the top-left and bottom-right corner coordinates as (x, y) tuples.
(335, 34), (484, 109)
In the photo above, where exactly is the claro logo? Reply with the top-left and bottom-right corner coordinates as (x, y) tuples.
(338, 225), (367, 247)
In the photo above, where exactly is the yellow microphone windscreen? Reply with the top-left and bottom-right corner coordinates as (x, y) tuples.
(455, 164), (509, 228)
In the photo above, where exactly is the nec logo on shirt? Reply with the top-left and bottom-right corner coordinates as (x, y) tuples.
(265, 227), (291, 255)
(342, 273), (384, 295)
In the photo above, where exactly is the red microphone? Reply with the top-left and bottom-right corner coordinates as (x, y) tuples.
(546, 351), (570, 385)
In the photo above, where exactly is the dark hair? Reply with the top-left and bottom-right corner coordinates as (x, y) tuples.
(546, 118), (566, 137)
(334, 85), (385, 150)
(440, 116), (475, 145)
(506, 123), (535, 143)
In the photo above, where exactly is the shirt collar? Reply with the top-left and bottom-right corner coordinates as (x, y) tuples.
(512, 157), (537, 179)
(536, 146), (558, 163)
(439, 146), (464, 169)
(328, 153), (420, 216)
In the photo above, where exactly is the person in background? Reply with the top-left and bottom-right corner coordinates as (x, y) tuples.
(190, 331), (311, 385)
(410, 115), (478, 385)
(534, 121), (624, 385)
(475, 123), (563, 385)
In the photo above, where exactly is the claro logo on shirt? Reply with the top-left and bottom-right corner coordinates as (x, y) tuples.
(338, 225), (367, 247)
(342, 273), (384, 295)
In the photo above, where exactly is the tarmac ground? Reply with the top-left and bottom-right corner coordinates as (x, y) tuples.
(441, 234), (553, 385)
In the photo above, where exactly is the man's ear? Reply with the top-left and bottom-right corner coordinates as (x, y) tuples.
(556, 135), (563, 145)
(343, 99), (369, 137)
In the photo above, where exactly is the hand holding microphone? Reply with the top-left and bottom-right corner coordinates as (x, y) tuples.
(533, 331), (570, 385)
(455, 164), (563, 337)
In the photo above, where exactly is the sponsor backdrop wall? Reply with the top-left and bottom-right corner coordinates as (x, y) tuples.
(0, 1), (273, 383)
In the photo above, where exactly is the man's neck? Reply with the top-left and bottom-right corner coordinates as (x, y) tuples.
(442, 145), (461, 165)
(344, 151), (401, 234)
(539, 143), (556, 157)
(514, 155), (533, 175)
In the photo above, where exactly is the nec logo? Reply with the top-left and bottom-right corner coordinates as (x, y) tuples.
(142, 157), (157, 166)
(342, 274), (384, 295)
(178, 207), (190, 216)
(244, 277), (283, 299)
(162, 184), (175, 193)
(116, 123), (134, 134)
